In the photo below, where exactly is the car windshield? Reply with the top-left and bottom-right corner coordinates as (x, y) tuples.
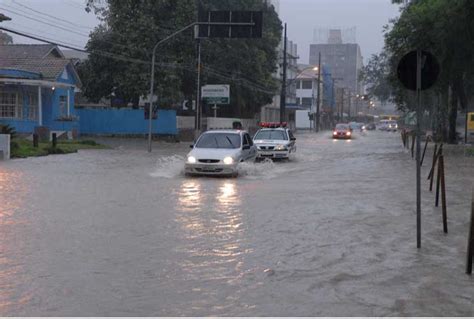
(335, 124), (349, 130)
(254, 130), (288, 140)
(195, 133), (241, 149)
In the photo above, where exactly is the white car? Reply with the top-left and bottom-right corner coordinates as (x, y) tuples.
(253, 125), (296, 160)
(185, 130), (257, 176)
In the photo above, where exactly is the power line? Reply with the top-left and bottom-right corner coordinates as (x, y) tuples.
(0, 26), (149, 65)
(11, 0), (95, 30)
(0, 26), (275, 96)
(0, 6), (91, 37)
(7, 22), (85, 47)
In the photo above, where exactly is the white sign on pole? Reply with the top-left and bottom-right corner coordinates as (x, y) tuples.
(201, 85), (230, 105)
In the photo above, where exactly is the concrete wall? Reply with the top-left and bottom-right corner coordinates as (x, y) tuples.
(0, 134), (10, 160)
(77, 108), (177, 135)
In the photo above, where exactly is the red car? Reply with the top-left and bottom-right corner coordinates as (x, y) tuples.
(333, 123), (352, 139)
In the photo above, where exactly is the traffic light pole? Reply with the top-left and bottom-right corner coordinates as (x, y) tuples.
(280, 23), (287, 124)
(316, 52), (321, 132)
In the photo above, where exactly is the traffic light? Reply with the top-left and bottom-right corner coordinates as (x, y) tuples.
(198, 10), (263, 39)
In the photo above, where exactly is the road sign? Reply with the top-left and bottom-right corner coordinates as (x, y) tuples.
(201, 85), (230, 105)
(197, 10), (263, 38)
(397, 50), (440, 91)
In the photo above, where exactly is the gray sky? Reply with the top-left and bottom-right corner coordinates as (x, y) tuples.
(279, 0), (402, 63)
(2, 0), (400, 64)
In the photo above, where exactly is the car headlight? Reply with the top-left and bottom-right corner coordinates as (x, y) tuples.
(346, 131), (351, 136)
(275, 145), (287, 151)
(223, 157), (234, 165)
(187, 156), (197, 164)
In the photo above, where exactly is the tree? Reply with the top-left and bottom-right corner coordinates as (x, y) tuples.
(79, 0), (281, 118)
(383, 0), (474, 143)
(359, 52), (392, 105)
(0, 31), (13, 44)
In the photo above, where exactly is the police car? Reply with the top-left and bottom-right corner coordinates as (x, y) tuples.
(253, 122), (296, 160)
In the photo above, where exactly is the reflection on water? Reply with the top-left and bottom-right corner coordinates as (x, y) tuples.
(0, 168), (31, 314)
(174, 179), (251, 313)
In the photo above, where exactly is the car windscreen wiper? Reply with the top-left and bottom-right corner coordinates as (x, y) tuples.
(225, 136), (236, 148)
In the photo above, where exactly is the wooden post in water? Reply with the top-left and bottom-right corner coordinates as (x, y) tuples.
(52, 133), (57, 149)
(33, 134), (39, 148)
(435, 152), (441, 207)
(420, 136), (429, 167)
(439, 154), (447, 233)
(429, 144), (438, 190)
(466, 189), (473, 275)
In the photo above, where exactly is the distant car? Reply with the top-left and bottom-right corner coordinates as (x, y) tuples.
(253, 123), (296, 160)
(365, 123), (376, 130)
(185, 130), (257, 177)
(378, 120), (390, 131)
(349, 122), (360, 131)
(333, 123), (352, 139)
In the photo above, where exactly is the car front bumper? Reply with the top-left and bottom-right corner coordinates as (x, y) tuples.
(256, 149), (290, 159)
(333, 134), (351, 139)
(185, 163), (238, 175)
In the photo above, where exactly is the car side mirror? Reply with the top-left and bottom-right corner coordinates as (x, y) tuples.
(290, 137), (296, 141)
(189, 144), (194, 148)
(243, 145), (250, 150)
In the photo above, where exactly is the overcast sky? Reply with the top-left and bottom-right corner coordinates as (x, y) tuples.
(279, 0), (402, 64)
(2, 0), (401, 64)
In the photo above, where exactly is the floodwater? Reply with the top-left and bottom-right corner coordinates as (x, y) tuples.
(0, 131), (472, 316)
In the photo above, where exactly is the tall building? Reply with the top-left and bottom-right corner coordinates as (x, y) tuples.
(309, 28), (363, 95)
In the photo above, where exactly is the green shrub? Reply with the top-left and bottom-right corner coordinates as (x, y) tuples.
(45, 147), (66, 154)
(0, 124), (16, 139)
(78, 139), (98, 146)
(10, 141), (19, 150)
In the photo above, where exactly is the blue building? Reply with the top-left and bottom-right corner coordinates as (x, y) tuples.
(0, 44), (81, 137)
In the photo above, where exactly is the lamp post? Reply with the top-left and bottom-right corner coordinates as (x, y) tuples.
(316, 52), (321, 132)
(0, 13), (11, 22)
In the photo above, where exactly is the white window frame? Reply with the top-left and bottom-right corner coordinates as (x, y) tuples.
(27, 92), (38, 121)
(0, 91), (22, 119)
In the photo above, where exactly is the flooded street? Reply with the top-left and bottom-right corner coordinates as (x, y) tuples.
(0, 131), (472, 316)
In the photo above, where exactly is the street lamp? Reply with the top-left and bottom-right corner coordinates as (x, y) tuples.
(0, 13), (11, 22)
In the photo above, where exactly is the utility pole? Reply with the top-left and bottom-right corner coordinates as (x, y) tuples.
(280, 23), (287, 124)
(347, 90), (351, 119)
(316, 52), (321, 132)
(195, 38), (202, 136)
(195, 0), (202, 138)
(340, 88), (344, 122)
